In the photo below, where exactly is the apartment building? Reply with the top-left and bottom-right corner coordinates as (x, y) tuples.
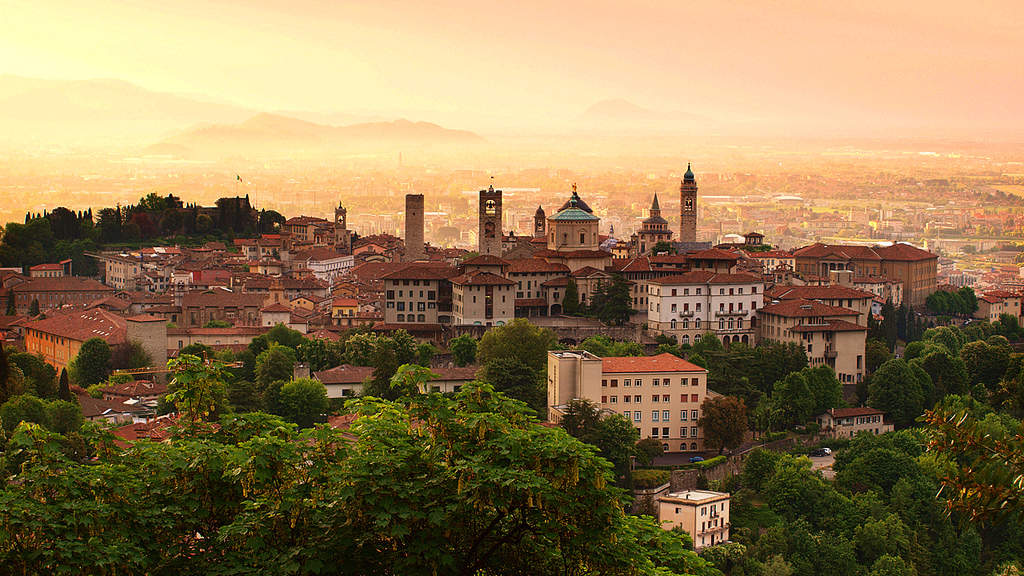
(658, 490), (731, 550)
(975, 290), (1022, 323)
(765, 284), (875, 326)
(647, 271), (764, 346)
(759, 299), (866, 384)
(451, 270), (515, 326)
(792, 242), (937, 307)
(11, 276), (116, 314)
(381, 263), (456, 325)
(817, 407), (893, 439)
(547, 351), (710, 452)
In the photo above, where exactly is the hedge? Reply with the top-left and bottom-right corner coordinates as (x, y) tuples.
(633, 469), (671, 489)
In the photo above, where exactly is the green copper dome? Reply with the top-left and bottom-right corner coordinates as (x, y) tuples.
(683, 163), (695, 181)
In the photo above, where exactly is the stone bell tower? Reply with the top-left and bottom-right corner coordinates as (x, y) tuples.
(680, 163), (698, 243)
(478, 184), (503, 256)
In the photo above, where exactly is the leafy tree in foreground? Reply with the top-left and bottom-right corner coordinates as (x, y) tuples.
(867, 358), (931, 429)
(73, 337), (112, 387)
(276, 378), (330, 428)
(477, 318), (558, 372)
(0, 383), (718, 575)
(448, 334), (477, 367)
(479, 357), (545, 415)
(698, 395), (748, 454)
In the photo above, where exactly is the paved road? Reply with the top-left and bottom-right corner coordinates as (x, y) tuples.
(809, 454), (835, 480)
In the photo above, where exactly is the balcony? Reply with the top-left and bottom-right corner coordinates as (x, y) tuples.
(824, 347), (837, 358)
(715, 309), (749, 317)
(677, 310), (695, 317)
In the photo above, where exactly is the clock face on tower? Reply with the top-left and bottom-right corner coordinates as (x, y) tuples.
(485, 199), (497, 215)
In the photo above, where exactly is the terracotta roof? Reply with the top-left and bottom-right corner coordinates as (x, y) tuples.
(532, 249), (610, 259)
(309, 329), (343, 341)
(332, 297), (359, 307)
(76, 391), (136, 419)
(602, 353), (705, 374)
(748, 250), (793, 259)
(789, 319), (867, 333)
(793, 243), (882, 261)
(766, 285), (875, 300)
(688, 248), (741, 261)
(86, 296), (132, 311)
(571, 266), (611, 278)
(22, 309), (127, 344)
(293, 247), (347, 262)
(827, 407), (887, 418)
(462, 254), (510, 267)
(182, 290), (265, 309)
(314, 364), (375, 384)
(759, 299), (859, 318)
(450, 270), (515, 286)
(260, 303), (292, 313)
(649, 271), (761, 285)
(983, 290), (1019, 299)
(12, 276), (115, 293)
(515, 298), (548, 307)
(507, 258), (570, 274)
(872, 243), (937, 262)
(380, 263), (457, 281)
(101, 379), (168, 398)
(29, 262), (64, 270)
(979, 295), (1002, 304)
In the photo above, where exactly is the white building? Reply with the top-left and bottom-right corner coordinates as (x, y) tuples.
(647, 271), (764, 346)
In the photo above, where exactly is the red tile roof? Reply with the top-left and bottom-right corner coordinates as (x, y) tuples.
(759, 299), (859, 318)
(793, 243), (881, 261)
(827, 407), (886, 418)
(872, 243), (938, 262)
(507, 258), (570, 274)
(601, 353), (705, 374)
(450, 271), (516, 286)
(12, 276), (115, 293)
(380, 263), (457, 281)
(688, 248), (741, 261)
(260, 303), (292, 313)
(515, 298), (548, 307)
(766, 285), (875, 301)
(22, 309), (127, 344)
(332, 297), (359, 307)
(462, 254), (510, 267)
(789, 319), (867, 333)
(650, 271), (761, 285)
(314, 364), (375, 384)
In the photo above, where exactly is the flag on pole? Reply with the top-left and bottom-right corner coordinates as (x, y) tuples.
(236, 174), (243, 183)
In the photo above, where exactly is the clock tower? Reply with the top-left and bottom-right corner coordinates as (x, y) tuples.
(680, 163), (698, 243)
(478, 184), (503, 256)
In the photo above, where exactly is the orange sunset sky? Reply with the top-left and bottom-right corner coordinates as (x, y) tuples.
(2, 0), (1022, 139)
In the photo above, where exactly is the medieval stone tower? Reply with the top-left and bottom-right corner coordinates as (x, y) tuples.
(404, 193), (425, 261)
(334, 201), (352, 254)
(680, 163), (698, 243)
(478, 184), (502, 256)
(534, 205), (546, 238)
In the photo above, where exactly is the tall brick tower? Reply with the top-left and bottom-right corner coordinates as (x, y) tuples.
(534, 205), (546, 238)
(404, 193), (425, 261)
(478, 184), (502, 256)
(680, 163), (698, 243)
(334, 201), (352, 254)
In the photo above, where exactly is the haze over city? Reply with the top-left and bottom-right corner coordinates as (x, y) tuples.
(1, 3), (1024, 575)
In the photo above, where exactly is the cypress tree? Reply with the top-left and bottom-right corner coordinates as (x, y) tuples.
(58, 369), (72, 402)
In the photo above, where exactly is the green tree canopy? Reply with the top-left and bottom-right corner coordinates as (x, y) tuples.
(477, 318), (558, 372)
(698, 395), (748, 454)
(276, 378), (330, 428)
(73, 337), (112, 387)
(448, 334), (478, 367)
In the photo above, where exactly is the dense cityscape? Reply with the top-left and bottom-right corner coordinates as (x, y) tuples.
(1, 1), (1023, 575)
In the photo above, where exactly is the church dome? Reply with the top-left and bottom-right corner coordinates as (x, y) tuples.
(683, 163), (695, 181)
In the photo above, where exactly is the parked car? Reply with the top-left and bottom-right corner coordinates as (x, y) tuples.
(689, 456), (705, 463)
(809, 449), (827, 457)
(822, 447), (832, 455)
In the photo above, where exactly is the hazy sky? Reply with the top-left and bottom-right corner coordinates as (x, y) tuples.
(2, 0), (1023, 137)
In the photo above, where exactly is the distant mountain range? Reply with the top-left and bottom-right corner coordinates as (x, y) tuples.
(147, 113), (484, 158)
(0, 75), (483, 153)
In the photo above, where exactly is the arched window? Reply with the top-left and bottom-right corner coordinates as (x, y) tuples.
(580, 231), (585, 244)
(681, 335), (690, 345)
(670, 319), (677, 329)
(417, 314), (425, 322)
(397, 314), (405, 322)
(690, 442), (697, 450)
